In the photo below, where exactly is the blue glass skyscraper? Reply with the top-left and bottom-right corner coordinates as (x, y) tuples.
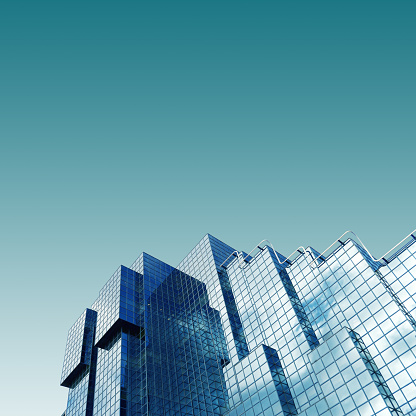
(60, 231), (416, 416)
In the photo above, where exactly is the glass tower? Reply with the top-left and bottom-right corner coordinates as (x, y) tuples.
(60, 232), (416, 416)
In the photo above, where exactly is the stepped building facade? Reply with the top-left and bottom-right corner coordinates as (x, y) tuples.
(60, 231), (416, 416)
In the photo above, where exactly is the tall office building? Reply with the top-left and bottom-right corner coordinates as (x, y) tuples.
(60, 231), (416, 416)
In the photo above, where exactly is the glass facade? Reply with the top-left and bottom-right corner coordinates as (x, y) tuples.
(61, 232), (416, 416)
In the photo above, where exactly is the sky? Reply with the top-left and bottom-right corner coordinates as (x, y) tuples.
(0, 1), (415, 415)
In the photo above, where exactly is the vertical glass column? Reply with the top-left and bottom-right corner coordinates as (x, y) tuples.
(348, 329), (403, 416)
(263, 345), (297, 416)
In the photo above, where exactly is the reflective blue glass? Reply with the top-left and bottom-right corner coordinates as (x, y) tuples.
(60, 233), (416, 416)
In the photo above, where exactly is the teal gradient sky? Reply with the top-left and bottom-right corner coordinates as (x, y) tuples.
(0, 1), (415, 415)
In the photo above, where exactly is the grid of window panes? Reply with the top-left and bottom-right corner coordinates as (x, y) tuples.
(61, 233), (416, 416)
(380, 241), (416, 327)
(226, 247), (321, 414)
(309, 327), (392, 415)
(177, 235), (249, 366)
(142, 254), (229, 415)
(62, 309), (98, 416)
(61, 310), (89, 385)
(92, 263), (146, 416)
(290, 239), (416, 415)
(92, 332), (123, 416)
(224, 343), (288, 416)
(94, 268), (122, 346)
(61, 309), (97, 387)
(65, 370), (91, 416)
(348, 329), (403, 415)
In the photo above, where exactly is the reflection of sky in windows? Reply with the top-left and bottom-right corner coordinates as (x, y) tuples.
(60, 233), (416, 416)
